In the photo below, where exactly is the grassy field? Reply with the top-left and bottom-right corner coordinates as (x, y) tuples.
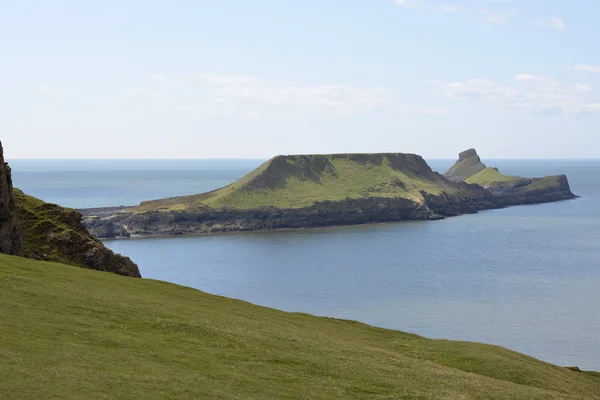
(1, 253), (599, 399)
(135, 153), (469, 211)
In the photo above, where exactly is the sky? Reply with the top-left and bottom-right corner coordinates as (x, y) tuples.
(1, 0), (599, 159)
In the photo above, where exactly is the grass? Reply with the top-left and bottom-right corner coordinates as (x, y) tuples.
(465, 168), (566, 194)
(136, 153), (468, 211)
(465, 167), (522, 186)
(1, 253), (599, 399)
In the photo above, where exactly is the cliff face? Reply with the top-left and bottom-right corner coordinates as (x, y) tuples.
(0, 142), (22, 256)
(13, 189), (141, 277)
(0, 141), (139, 277)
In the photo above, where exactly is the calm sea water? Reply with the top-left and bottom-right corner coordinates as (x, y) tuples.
(8, 158), (600, 370)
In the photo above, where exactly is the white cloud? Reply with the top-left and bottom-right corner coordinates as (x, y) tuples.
(567, 65), (600, 73)
(38, 85), (80, 96)
(151, 74), (168, 82)
(535, 17), (566, 31)
(549, 17), (565, 31)
(439, 5), (460, 13)
(479, 9), (515, 24)
(394, 0), (418, 7)
(188, 73), (392, 117)
(122, 88), (159, 99)
(442, 74), (600, 115)
(129, 72), (444, 118)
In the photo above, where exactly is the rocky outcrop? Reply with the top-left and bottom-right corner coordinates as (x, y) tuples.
(0, 141), (22, 256)
(443, 149), (576, 204)
(13, 189), (141, 277)
(443, 148), (487, 183)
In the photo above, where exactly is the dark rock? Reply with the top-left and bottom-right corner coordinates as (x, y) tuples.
(0, 141), (23, 256)
(443, 148), (486, 183)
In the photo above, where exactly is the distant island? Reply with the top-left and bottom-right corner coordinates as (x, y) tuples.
(81, 149), (576, 239)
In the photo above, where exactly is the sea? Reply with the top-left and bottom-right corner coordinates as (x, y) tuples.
(8, 158), (600, 371)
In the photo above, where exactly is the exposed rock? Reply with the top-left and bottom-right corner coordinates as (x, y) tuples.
(14, 189), (141, 277)
(443, 148), (486, 183)
(0, 141), (22, 256)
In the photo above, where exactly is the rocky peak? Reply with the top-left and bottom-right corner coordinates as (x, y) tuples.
(0, 141), (23, 256)
(443, 148), (487, 183)
(458, 148), (480, 162)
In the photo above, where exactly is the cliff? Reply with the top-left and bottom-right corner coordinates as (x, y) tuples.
(13, 189), (141, 277)
(0, 141), (140, 277)
(0, 141), (22, 256)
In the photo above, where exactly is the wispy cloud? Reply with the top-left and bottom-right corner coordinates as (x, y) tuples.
(125, 72), (445, 118)
(122, 88), (160, 99)
(38, 85), (80, 97)
(534, 16), (566, 31)
(394, 0), (517, 24)
(442, 74), (600, 115)
(549, 17), (566, 31)
(567, 65), (600, 73)
(479, 9), (515, 24)
(394, 0), (419, 7)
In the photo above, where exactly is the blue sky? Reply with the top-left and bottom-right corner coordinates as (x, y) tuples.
(1, 0), (599, 159)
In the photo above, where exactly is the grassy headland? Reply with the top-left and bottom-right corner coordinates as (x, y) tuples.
(1, 253), (598, 399)
(135, 153), (470, 211)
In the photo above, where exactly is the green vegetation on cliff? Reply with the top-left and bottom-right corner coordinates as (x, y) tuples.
(137, 153), (475, 211)
(13, 189), (140, 277)
(465, 167), (522, 185)
(1, 253), (599, 400)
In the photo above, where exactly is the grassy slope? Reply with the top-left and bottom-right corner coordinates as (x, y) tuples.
(466, 168), (564, 193)
(465, 168), (522, 185)
(1, 254), (599, 400)
(136, 154), (463, 211)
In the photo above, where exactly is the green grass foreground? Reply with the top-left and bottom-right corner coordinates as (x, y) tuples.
(1, 254), (599, 400)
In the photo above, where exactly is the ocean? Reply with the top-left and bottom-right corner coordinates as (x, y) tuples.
(8, 158), (600, 370)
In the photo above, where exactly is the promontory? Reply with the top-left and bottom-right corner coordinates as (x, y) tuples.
(81, 149), (576, 239)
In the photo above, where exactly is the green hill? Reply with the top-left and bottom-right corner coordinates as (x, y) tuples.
(136, 153), (478, 211)
(1, 253), (599, 400)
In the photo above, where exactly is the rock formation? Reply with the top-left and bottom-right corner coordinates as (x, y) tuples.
(13, 189), (141, 277)
(443, 149), (576, 204)
(0, 141), (22, 256)
(443, 148), (486, 183)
